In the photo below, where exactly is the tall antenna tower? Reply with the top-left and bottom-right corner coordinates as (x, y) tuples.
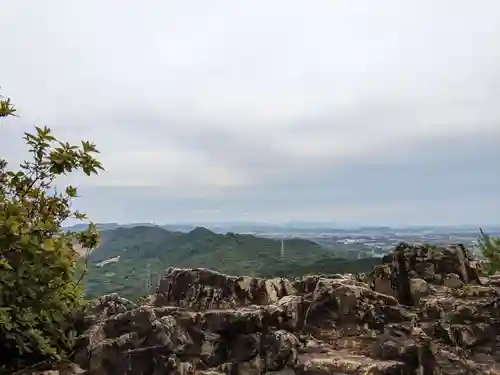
(146, 263), (152, 293)
(280, 239), (285, 259)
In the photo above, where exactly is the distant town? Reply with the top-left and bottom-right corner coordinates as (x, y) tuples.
(230, 225), (499, 259)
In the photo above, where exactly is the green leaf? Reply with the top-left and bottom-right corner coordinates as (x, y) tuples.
(65, 185), (78, 198)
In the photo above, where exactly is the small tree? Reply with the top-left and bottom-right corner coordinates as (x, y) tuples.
(0, 92), (103, 373)
(478, 228), (500, 274)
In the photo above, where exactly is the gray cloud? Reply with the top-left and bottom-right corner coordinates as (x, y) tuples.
(72, 131), (500, 225)
(1, 0), (499, 225)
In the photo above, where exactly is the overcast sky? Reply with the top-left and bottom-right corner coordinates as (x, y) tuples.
(1, 0), (499, 226)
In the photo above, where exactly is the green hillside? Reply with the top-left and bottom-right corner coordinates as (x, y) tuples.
(83, 226), (380, 300)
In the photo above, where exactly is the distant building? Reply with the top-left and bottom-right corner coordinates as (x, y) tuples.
(96, 256), (120, 268)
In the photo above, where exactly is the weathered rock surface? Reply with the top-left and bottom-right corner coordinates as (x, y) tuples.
(153, 267), (296, 309)
(65, 242), (500, 374)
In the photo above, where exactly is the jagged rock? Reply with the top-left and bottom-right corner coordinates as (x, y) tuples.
(153, 267), (296, 309)
(444, 273), (464, 289)
(369, 242), (485, 306)
(84, 293), (137, 325)
(409, 277), (430, 305)
(66, 242), (500, 375)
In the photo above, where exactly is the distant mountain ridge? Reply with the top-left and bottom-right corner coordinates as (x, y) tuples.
(83, 225), (380, 300)
(65, 222), (499, 235)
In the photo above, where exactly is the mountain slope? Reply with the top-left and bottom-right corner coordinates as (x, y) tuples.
(83, 226), (380, 299)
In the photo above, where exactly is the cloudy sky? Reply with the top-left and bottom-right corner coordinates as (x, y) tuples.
(1, 0), (499, 226)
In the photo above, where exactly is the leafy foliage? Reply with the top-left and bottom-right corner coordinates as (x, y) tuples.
(479, 228), (500, 273)
(83, 225), (381, 300)
(0, 92), (103, 373)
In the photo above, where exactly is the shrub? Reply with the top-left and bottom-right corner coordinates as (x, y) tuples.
(0, 92), (103, 373)
(478, 228), (500, 274)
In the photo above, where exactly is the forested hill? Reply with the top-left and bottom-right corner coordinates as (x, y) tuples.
(83, 225), (380, 299)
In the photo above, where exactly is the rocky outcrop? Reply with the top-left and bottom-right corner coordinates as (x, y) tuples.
(370, 242), (486, 305)
(153, 267), (296, 309)
(65, 242), (500, 374)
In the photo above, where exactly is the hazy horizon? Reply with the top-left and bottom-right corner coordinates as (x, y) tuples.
(2, 0), (499, 225)
(65, 220), (499, 230)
